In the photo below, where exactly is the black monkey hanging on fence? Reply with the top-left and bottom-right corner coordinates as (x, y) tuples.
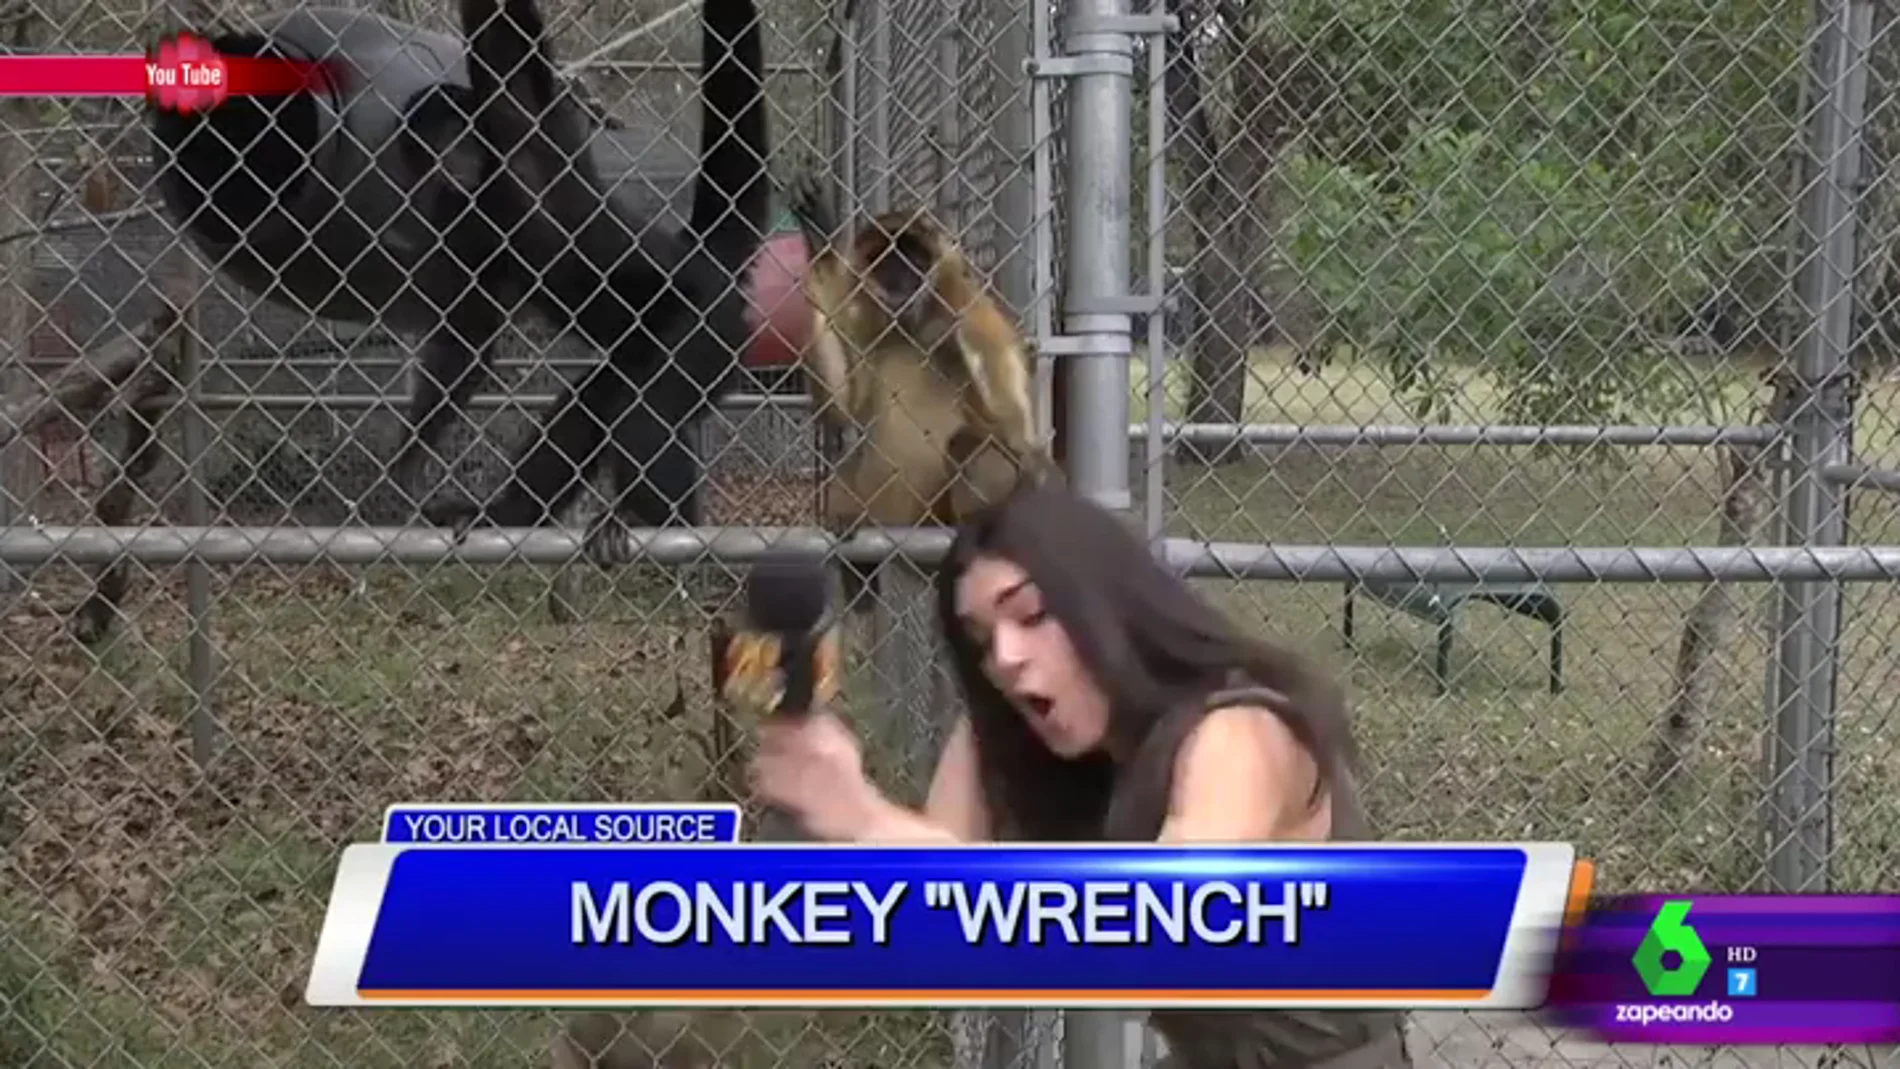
(422, 0), (771, 562)
(145, 2), (763, 523)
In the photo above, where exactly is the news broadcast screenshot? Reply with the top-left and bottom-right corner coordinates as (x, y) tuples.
(2, 6), (1897, 1069)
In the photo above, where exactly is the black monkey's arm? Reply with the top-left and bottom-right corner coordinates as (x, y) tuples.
(435, 0), (772, 548)
(461, 0), (698, 308)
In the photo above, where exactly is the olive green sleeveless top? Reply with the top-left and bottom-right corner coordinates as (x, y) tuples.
(1101, 684), (1413, 1069)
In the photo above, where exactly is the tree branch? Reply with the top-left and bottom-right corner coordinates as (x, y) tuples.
(0, 305), (184, 450)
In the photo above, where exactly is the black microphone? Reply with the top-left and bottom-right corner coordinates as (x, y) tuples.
(711, 552), (840, 718)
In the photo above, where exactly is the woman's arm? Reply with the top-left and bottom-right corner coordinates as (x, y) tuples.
(1157, 704), (1324, 844)
(752, 711), (992, 844)
(849, 716), (991, 844)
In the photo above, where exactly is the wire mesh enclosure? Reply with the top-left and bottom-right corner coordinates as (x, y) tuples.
(2, 0), (1898, 1066)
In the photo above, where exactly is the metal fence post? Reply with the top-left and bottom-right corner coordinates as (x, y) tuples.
(1140, 10), (1170, 545)
(1046, 0), (1137, 512)
(1050, 0), (1139, 1056)
(833, 1), (859, 222)
(863, 0), (892, 213)
(1767, 0), (1873, 893)
(178, 297), (218, 769)
(936, 29), (964, 226)
(990, 3), (1061, 1065)
(995, 7), (1037, 322)
(0, 83), (30, 606)
(0, 342), (17, 605)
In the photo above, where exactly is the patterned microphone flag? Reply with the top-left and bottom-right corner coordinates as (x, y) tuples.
(304, 842), (1584, 1008)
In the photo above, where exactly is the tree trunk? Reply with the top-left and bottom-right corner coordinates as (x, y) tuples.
(0, 307), (183, 450)
(1648, 441), (1772, 789)
(1850, 0), (1900, 375)
(0, 12), (38, 607)
(1167, 3), (1281, 465)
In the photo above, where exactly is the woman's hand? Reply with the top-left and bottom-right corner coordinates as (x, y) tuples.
(750, 712), (880, 840)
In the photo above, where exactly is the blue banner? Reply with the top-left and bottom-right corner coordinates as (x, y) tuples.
(306, 843), (1579, 1008)
(380, 803), (740, 845)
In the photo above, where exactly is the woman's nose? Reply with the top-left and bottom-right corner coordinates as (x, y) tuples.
(989, 626), (1029, 680)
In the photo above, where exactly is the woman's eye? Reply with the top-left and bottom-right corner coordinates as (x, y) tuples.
(1020, 608), (1048, 627)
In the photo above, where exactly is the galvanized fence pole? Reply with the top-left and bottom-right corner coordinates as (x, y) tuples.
(935, 26), (965, 227)
(1030, 0), (1060, 436)
(0, 82), (29, 605)
(1045, 0), (1136, 513)
(837, 1), (859, 222)
(1768, 0), (1874, 892)
(178, 298), (218, 768)
(1045, 0), (1141, 1056)
(108, 0), (207, 955)
(995, 5), (1038, 328)
(992, 1), (1061, 1064)
(0, 338), (17, 604)
(864, 0), (892, 212)
(1140, 6), (1171, 545)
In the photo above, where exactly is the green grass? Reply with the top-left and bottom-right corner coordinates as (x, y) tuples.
(3, 352), (1898, 1066)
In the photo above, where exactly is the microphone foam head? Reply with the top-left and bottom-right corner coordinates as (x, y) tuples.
(744, 552), (831, 633)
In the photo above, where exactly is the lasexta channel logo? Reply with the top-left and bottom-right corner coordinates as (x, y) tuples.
(1631, 899), (1711, 997)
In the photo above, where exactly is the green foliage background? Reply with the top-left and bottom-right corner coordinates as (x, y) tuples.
(1174, 0), (1813, 423)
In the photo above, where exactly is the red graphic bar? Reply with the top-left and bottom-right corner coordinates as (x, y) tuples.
(0, 55), (327, 97)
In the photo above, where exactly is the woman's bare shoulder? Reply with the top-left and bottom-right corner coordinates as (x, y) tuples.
(1184, 702), (1308, 766)
(1161, 704), (1321, 841)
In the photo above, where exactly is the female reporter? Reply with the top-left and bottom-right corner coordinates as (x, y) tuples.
(749, 482), (1411, 1069)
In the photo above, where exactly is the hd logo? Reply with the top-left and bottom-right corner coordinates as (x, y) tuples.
(1632, 900), (1712, 997)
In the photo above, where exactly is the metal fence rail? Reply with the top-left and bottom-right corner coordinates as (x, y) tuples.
(14, 526), (1900, 580)
(3, 0), (1900, 1066)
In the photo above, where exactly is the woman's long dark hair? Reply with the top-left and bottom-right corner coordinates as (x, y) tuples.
(934, 482), (1357, 842)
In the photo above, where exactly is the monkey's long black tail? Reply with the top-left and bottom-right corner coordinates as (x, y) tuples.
(689, 0), (770, 267)
(648, 0), (770, 455)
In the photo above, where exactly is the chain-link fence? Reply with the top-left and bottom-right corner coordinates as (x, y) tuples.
(3, 0), (1900, 1066)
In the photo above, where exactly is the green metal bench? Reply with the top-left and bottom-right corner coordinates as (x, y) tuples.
(1341, 580), (1566, 695)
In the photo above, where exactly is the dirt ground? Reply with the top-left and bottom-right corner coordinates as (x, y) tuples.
(1408, 1013), (1900, 1068)
(4, 363), (1898, 1067)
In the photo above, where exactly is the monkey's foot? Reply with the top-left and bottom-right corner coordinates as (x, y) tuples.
(420, 494), (487, 542)
(582, 512), (637, 568)
(70, 596), (120, 647)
